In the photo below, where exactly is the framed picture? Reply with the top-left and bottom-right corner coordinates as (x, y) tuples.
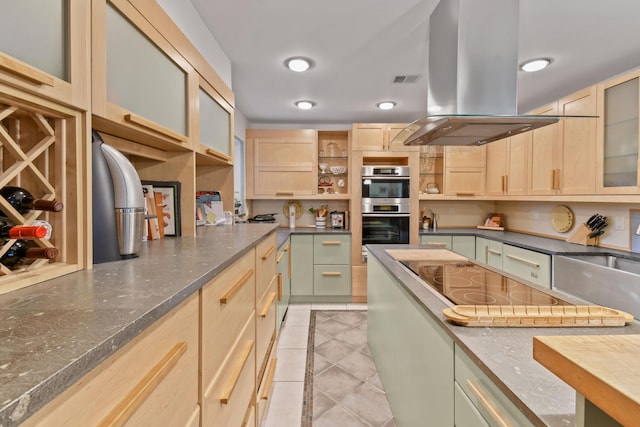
(484, 212), (504, 228)
(141, 180), (181, 236)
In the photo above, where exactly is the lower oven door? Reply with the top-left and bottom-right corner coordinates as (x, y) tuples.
(362, 214), (410, 245)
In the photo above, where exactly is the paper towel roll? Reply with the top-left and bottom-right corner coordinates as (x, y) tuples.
(289, 204), (296, 228)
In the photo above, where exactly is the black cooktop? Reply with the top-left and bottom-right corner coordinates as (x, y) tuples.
(400, 260), (571, 306)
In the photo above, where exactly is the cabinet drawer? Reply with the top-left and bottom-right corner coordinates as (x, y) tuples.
(24, 294), (199, 427)
(201, 249), (255, 386)
(313, 234), (351, 264)
(203, 314), (256, 427)
(455, 382), (490, 427)
(256, 274), (277, 380)
(502, 244), (551, 288)
(421, 235), (452, 249)
(454, 344), (534, 427)
(313, 265), (351, 296)
(452, 236), (476, 259)
(256, 233), (277, 298)
(257, 352), (277, 424)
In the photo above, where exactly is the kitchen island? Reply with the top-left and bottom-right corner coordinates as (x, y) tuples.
(366, 244), (640, 426)
(0, 223), (279, 427)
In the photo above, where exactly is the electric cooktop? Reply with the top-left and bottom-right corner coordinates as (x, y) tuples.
(400, 260), (571, 306)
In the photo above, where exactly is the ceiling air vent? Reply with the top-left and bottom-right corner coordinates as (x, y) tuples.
(393, 74), (420, 84)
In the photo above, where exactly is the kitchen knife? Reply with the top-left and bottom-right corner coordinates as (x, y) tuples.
(591, 217), (607, 231)
(588, 229), (605, 238)
(586, 214), (600, 229)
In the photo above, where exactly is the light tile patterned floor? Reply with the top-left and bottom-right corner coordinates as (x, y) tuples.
(262, 303), (396, 427)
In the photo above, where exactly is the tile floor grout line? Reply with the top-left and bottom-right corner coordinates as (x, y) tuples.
(301, 310), (316, 427)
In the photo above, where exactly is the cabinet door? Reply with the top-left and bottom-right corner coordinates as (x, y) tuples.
(597, 71), (640, 194)
(502, 244), (551, 288)
(388, 123), (419, 151)
(313, 265), (351, 295)
(0, 0), (90, 108)
(351, 123), (386, 150)
(452, 236), (475, 259)
(559, 86), (597, 194)
(507, 132), (530, 195)
(198, 81), (233, 163)
(421, 235), (452, 249)
(454, 383), (490, 427)
(444, 147), (486, 196)
(476, 238), (503, 269)
(313, 234), (351, 264)
(276, 241), (290, 332)
(290, 235), (314, 296)
(485, 138), (508, 195)
(247, 129), (317, 197)
(529, 103), (561, 195)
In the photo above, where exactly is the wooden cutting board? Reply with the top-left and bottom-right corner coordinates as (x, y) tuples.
(443, 305), (633, 327)
(533, 334), (640, 426)
(385, 249), (468, 262)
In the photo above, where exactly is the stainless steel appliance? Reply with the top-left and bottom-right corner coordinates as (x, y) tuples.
(330, 211), (345, 229)
(361, 166), (410, 262)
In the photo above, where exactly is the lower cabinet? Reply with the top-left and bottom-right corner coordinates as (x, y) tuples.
(368, 255), (454, 426)
(291, 234), (351, 300)
(502, 244), (551, 288)
(454, 344), (534, 427)
(475, 237), (504, 270)
(421, 235), (476, 259)
(276, 238), (291, 332)
(23, 294), (200, 427)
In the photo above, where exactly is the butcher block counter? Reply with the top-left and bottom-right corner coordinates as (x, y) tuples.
(534, 335), (640, 426)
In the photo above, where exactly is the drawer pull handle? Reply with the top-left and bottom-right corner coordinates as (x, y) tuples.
(488, 249), (502, 256)
(505, 254), (539, 268)
(0, 52), (55, 86)
(260, 292), (277, 317)
(124, 113), (187, 143)
(277, 273), (283, 300)
(426, 242), (448, 247)
(262, 245), (276, 260)
(322, 241), (342, 245)
(322, 272), (342, 277)
(220, 269), (254, 304)
(260, 358), (278, 400)
(284, 244), (290, 252)
(98, 342), (188, 427)
(205, 148), (231, 163)
(456, 192), (476, 196)
(220, 339), (255, 404)
(275, 192), (294, 196)
(467, 379), (513, 427)
(276, 251), (286, 263)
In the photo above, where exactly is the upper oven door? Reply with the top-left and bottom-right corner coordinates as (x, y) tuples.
(362, 176), (410, 199)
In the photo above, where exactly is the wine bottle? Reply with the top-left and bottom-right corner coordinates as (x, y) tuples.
(0, 186), (63, 214)
(0, 240), (58, 270)
(0, 218), (48, 239)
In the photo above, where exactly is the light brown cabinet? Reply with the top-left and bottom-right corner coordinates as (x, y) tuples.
(443, 146), (486, 196)
(485, 133), (530, 196)
(351, 123), (419, 151)
(318, 130), (350, 197)
(596, 69), (640, 194)
(529, 102), (561, 195)
(246, 129), (317, 198)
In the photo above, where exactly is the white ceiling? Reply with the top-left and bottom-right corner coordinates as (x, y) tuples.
(191, 0), (640, 126)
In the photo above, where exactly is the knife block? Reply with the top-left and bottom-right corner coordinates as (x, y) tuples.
(566, 224), (599, 246)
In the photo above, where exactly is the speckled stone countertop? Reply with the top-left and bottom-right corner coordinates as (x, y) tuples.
(0, 223), (279, 427)
(367, 244), (640, 427)
(420, 227), (640, 259)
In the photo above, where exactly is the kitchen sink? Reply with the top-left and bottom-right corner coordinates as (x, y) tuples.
(554, 255), (640, 320)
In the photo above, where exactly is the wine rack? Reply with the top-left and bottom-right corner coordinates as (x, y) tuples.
(0, 91), (83, 294)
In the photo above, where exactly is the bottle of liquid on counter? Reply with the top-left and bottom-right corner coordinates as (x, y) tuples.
(0, 217), (49, 239)
(0, 186), (63, 214)
(0, 240), (59, 270)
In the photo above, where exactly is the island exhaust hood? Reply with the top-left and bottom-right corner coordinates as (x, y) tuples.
(400, 0), (588, 147)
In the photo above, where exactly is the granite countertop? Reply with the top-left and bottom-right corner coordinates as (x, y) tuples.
(0, 223), (279, 427)
(367, 244), (640, 427)
(420, 227), (640, 259)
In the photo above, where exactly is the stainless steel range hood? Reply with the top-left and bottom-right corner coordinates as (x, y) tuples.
(400, 0), (583, 146)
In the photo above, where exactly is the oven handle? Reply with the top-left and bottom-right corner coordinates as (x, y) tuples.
(362, 176), (410, 180)
(362, 213), (411, 218)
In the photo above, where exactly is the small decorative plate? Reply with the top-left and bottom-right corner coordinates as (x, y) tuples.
(551, 205), (574, 233)
(283, 200), (303, 219)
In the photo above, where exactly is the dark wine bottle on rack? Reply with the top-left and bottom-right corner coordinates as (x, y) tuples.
(0, 240), (59, 270)
(0, 218), (48, 239)
(0, 186), (63, 214)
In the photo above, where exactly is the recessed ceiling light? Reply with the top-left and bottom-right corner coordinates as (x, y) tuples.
(519, 58), (552, 73)
(285, 57), (313, 72)
(377, 101), (396, 110)
(295, 100), (315, 110)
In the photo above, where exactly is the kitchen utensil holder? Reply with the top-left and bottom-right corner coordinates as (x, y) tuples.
(566, 224), (599, 246)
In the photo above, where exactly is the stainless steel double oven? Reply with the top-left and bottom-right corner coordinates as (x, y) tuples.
(361, 166), (410, 261)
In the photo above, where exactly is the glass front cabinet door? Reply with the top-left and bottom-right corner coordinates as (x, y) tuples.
(597, 70), (640, 194)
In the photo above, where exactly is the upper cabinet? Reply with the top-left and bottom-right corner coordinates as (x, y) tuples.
(92, 0), (193, 151)
(0, 0), (91, 109)
(196, 78), (234, 164)
(246, 129), (317, 198)
(351, 123), (419, 151)
(318, 131), (350, 197)
(528, 87), (597, 195)
(485, 133), (530, 196)
(596, 70), (640, 194)
(443, 146), (486, 196)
